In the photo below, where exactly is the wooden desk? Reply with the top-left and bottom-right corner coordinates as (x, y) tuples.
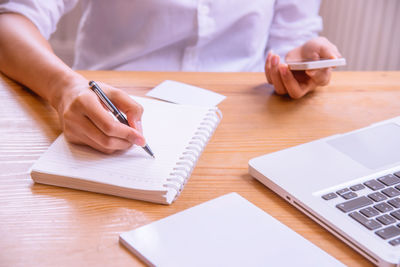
(1, 71), (399, 266)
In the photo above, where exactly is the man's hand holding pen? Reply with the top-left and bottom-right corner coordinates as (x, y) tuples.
(52, 76), (146, 154)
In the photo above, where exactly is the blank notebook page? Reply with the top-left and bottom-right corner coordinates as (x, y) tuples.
(31, 96), (219, 193)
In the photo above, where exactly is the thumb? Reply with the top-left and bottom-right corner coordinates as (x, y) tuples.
(319, 45), (337, 60)
(302, 37), (341, 60)
(107, 88), (144, 127)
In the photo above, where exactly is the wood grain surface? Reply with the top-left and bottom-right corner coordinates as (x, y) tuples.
(1, 71), (399, 266)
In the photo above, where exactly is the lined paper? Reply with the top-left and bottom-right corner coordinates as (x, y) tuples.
(31, 97), (220, 202)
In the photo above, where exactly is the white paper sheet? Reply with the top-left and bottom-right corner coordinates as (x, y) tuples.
(146, 80), (226, 107)
(120, 193), (344, 267)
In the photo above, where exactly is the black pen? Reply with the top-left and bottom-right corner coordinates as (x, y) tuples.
(89, 81), (155, 158)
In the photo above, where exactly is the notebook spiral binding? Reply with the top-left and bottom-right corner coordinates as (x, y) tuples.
(164, 107), (222, 198)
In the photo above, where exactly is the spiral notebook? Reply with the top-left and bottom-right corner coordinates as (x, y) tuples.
(30, 96), (222, 204)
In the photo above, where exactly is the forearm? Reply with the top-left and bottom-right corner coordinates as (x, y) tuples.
(0, 13), (85, 108)
(0, 13), (145, 153)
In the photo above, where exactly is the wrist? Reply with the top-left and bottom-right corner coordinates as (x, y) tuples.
(47, 70), (87, 111)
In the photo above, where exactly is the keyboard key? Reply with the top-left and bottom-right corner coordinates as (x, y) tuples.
(376, 214), (396, 225)
(336, 196), (373, 213)
(336, 188), (350, 195)
(341, 191), (358, 200)
(350, 184), (365, 191)
(378, 174), (400, 186)
(364, 179), (385, 191)
(374, 203), (394, 213)
(349, 212), (381, 230)
(322, 192), (337, 200)
(390, 210), (400, 220)
(382, 187), (400, 198)
(389, 237), (400, 246)
(388, 198), (400, 208)
(368, 192), (388, 202)
(394, 171), (400, 178)
(360, 207), (380, 218)
(376, 226), (400, 239)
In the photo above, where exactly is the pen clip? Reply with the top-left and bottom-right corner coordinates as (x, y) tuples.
(90, 81), (118, 112)
(89, 81), (129, 125)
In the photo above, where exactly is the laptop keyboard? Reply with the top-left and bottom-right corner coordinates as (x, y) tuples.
(322, 171), (400, 246)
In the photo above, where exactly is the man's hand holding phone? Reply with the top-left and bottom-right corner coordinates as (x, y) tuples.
(265, 37), (343, 99)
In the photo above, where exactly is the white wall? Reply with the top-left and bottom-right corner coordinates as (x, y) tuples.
(319, 0), (400, 71)
(49, 0), (400, 70)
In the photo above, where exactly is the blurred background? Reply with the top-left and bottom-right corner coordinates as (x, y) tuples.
(49, 0), (400, 71)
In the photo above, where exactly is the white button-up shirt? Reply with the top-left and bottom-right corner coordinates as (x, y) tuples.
(0, 0), (322, 71)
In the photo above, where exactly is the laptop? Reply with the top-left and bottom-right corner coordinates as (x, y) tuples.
(249, 116), (400, 266)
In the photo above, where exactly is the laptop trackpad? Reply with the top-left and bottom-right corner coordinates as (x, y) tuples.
(327, 123), (400, 170)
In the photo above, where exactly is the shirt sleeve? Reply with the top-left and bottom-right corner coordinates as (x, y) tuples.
(267, 0), (323, 61)
(0, 0), (79, 39)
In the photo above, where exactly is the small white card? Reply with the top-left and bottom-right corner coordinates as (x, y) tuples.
(146, 80), (226, 107)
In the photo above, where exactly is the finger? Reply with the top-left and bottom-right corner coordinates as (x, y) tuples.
(270, 54), (287, 95)
(305, 68), (332, 86)
(279, 64), (308, 99)
(134, 120), (143, 134)
(107, 88), (144, 129)
(330, 44), (342, 58)
(69, 133), (120, 154)
(78, 91), (145, 146)
(326, 44), (342, 68)
(65, 133), (115, 154)
(65, 115), (133, 153)
(96, 85), (146, 145)
(317, 37), (342, 59)
(319, 45), (338, 59)
(265, 51), (273, 84)
(81, 115), (134, 151)
(323, 38), (342, 58)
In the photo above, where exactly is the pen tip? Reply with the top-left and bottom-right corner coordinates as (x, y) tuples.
(142, 144), (155, 158)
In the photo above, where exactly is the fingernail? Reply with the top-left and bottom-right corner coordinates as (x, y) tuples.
(135, 120), (143, 134)
(129, 130), (145, 146)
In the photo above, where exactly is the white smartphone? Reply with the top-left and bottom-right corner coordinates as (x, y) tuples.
(287, 58), (346, 70)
